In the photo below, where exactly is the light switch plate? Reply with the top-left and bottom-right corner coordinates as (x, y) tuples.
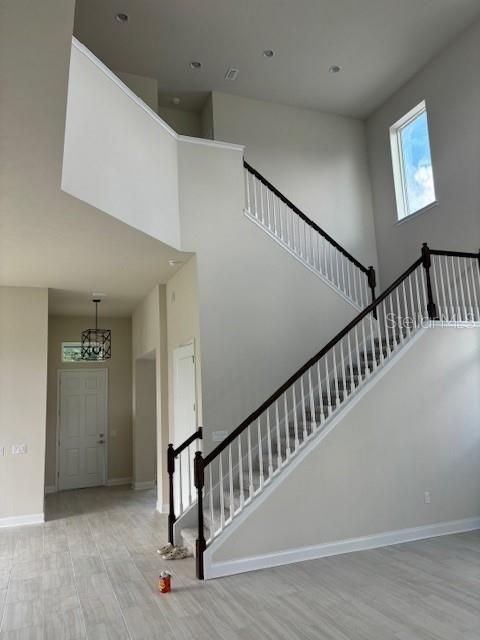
(12, 444), (27, 455)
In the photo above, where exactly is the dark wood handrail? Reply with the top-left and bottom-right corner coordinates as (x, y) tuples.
(429, 249), (479, 258)
(244, 160), (370, 275)
(173, 427), (202, 457)
(204, 256), (423, 466)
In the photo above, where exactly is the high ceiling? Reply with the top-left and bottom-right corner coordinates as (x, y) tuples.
(74, 0), (480, 118)
(1, 195), (190, 317)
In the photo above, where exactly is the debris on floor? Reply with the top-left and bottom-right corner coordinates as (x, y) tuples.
(158, 570), (172, 593)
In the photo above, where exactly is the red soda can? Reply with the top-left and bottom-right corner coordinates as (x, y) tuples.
(159, 570), (172, 593)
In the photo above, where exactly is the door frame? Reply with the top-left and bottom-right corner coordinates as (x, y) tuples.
(172, 340), (198, 445)
(55, 368), (109, 492)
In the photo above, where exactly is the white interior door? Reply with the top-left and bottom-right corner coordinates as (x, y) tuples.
(58, 369), (107, 490)
(173, 343), (197, 510)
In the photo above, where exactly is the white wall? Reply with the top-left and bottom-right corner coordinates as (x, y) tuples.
(132, 285), (169, 509)
(133, 357), (157, 488)
(166, 256), (203, 438)
(0, 287), (48, 524)
(208, 327), (480, 572)
(158, 106), (202, 138)
(62, 39), (181, 249)
(178, 140), (359, 454)
(366, 20), (480, 286)
(211, 91), (378, 271)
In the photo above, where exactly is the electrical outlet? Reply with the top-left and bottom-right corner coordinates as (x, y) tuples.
(424, 491), (431, 504)
(212, 430), (228, 442)
(12, 444), (27, 455)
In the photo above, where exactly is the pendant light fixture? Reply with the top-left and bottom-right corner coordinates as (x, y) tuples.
(81, 299), (111, 360)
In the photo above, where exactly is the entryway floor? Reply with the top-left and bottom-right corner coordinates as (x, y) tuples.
(0, 486), (478, 639)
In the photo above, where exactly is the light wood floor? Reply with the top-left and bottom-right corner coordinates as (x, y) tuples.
(0, 486), (478, 639)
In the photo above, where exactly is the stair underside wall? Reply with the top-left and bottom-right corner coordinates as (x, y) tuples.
(205, 327), (480, 575)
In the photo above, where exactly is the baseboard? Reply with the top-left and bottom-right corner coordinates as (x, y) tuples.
(0, 513), (45, 529)
(156, 501), (169, 514)
(106, 477), (132, 487)
(133, 480), (156, 490)
(44, 485), (57, 495)
(205, 516), (480, 579)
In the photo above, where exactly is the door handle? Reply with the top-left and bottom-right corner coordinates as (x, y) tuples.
(98, 440), (105, 445)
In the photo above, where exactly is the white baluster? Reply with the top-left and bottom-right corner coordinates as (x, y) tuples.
(245, 170), (251, 213)
(361, 318), (370, 376)
(266, 409), (273, 478)
(208, 465), (215, 539)
(228, 445), (234, 520)
(463, 258), (474, 321)
(300, 376), (308, 441)
(236, 438), (243, 511)
(283, 393), (291, 459)
(395, 289), (404, 343)
(324, 356), (332, 413)
(450, 256), (460, 321)
(339, 340), (348, 397)
(382, 300), (392, 358)
(257, 418), (264, 490)
(332, 347), (340, 408)
(308, 369), (317, 433)
(178, 454), (183, 513)
(187, 445), (192, 507)
(316, 360), (326, 423)
(368, 314), (377, 372)
(468, 258), (479, 320)
(275, 400), (282, 469)
(247, 424), (254, 500)
(346, 332), (356, 387)
(219, 454), (225, 531)
(437, 256), (447, 321)
(457, 257), (467, 321)
(292, 384), (300, 450)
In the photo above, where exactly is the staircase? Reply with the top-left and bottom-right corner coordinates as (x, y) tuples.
(243, 161), (376, 310)
(179, 331), (402, 555)
(168, 232), (479, 579)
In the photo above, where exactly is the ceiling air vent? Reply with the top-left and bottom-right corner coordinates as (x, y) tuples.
(224, 67), (239, 81)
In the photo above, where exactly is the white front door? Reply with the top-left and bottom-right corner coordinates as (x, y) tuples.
(58, 369), (107, 490)
(173, 343), (197, 510)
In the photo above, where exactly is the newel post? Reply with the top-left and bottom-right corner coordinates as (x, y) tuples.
(421, 243), (438, 320)
(167, 444), (176, 545)
(194, 451), (206, 580)
(368, 266), (377, 319)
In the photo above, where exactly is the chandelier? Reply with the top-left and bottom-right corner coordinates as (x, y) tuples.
(81, 299), (111, 360)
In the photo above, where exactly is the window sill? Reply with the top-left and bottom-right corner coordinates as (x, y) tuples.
(395, 200), (439, 226)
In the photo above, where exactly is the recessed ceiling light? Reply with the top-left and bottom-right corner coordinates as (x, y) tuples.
(329, 64), (342, 74)
(172, 97), (181, 105)
(115, 13), (128, 23)
(189, 61), (202, 70)
(168, 259), (184, 267)
(263, 49), (275, 58)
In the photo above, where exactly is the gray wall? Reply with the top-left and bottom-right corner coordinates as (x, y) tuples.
(210, 327), (480, 567)
(366, 20), (480, 286)
(178, 140), (359, 454)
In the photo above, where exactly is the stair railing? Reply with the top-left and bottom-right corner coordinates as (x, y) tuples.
(167, 427), (202, 544)
(190, 245), (479, 578)
(244, 161), (377, 310)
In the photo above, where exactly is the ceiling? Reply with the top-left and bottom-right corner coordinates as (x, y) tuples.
(73, 0), (480, 118)
(1, 195), (190, 317)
